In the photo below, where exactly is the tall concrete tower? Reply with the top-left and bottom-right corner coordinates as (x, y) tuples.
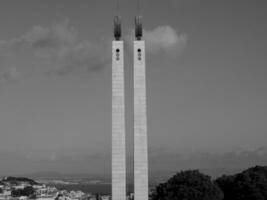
(111, 15), (148, 200)
(134, 16), (149, 200)
(112, 16), (126, 200)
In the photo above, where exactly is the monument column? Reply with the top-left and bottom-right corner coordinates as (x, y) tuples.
(112, 16), (126, 200)
(134, 16), (149, 200)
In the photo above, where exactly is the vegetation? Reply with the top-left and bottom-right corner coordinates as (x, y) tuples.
(55, 193), (63, 200)
(151, 170), (223, 200)
(215, 166), (267, 200)
(152, 166), (267, 200)
(2, 177), (38, 185)
(11, 186), (35, 197)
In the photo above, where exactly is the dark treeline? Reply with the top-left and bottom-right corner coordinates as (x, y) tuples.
(11, 186), (35, 198)
(151, 166), (267, 200)
(1, 177), (39, 185)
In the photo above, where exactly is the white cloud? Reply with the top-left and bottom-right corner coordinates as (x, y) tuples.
(0, 67), (20, 83)
(0, 23), (187, 83)
(0, 20), (110, 81)
(125, 25), (187, 57)
(144, 26), (187, 56)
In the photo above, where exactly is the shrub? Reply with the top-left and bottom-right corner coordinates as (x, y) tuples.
(152, 170), (223, 200)
(216, 166), (267, 200)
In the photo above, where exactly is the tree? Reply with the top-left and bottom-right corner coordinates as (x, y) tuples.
(23, 186), (35, 196)
(11, 186), (35, 197)
(216, 166), (267, 200)
(3, 177), (38, 185)
(152, 170), (223, 200)
(214, 175), (235, 200)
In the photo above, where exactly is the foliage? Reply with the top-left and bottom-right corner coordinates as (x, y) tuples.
(215, 166), (267, 200)
(152, 170), (224, 200)
(3, 177), (38, 185)
(11, 186), (35, 197)
(29, 193), (37, 199)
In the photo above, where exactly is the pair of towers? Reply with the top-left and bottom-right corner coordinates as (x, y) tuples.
(112, 16), (148, 200)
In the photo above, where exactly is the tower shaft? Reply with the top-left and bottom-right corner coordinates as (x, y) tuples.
(134, 40), (149, 200)
(112, 41), (126, 200)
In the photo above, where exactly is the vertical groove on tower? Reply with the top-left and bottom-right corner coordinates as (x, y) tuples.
(134, 40), (149, 200)
(112, 41), (126, 200)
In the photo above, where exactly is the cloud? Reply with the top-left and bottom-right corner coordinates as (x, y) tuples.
(0, 67), (20, 82)
(0, 23), (186, 82)
(125, 25), (187, 57)
(0, 20), (110, 81)
(144, 26), (187, 56)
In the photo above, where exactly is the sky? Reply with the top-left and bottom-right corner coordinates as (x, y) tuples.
(0, 0), (267, 175)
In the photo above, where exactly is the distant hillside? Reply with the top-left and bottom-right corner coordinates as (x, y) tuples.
(19, 168), (245, 186)
(24, 171), (65, 178)
(24, 171), (110, 181)
(1, 177), (39, 185)
(147, 168), (243, 184)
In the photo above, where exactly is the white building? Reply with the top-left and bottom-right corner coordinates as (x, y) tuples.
(19, 196), (28, 200)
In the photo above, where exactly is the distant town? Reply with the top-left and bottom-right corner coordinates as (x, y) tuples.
(0, 177), (113, 200)
(1, 166), (267, 200)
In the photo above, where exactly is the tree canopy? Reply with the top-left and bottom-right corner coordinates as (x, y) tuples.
(152, 170), (223, 200)
(11, 186), (35, 197)
(215, 166), (267, 200)
(2, 177), (38, 185)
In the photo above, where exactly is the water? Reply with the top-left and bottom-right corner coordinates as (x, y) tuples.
(52, 184), (110, 195)
(49, 183), (134, 195)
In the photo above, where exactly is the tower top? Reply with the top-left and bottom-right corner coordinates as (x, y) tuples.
(114, 16), (122, 41)
(135, 16), (143, 40)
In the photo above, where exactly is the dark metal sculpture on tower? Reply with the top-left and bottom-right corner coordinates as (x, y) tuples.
(114, 16), (122, 40)
(135, 16), (143, 40)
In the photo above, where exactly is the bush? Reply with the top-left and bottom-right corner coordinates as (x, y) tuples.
(11, 186), (35, 197)
(216, 166), (267, 200)
(3, 177), (38, 185)
(152, 170), (223, 200)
